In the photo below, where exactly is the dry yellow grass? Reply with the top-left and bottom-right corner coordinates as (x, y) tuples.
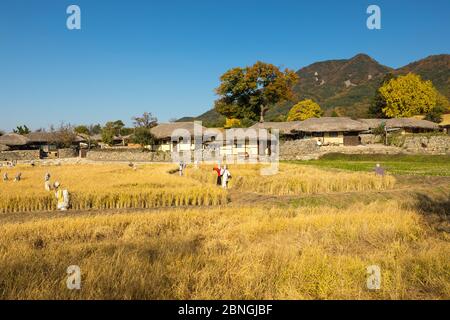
(0, 162), (446, 300)
(188, 164), (396, 195)
(0, 164), (227, 213)
(0, 201), (448, 299)
(0, 163), (395, 213)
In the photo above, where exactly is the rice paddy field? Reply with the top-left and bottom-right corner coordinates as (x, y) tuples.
(0, 160), (449, 300)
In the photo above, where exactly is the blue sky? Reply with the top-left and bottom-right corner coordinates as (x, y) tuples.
(0, 0), (449, 131)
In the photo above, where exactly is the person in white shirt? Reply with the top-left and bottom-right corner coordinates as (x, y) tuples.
(221, 165), (231, 189)
(44, 172), (52, 191)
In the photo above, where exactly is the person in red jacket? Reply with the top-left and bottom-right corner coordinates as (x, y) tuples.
(213, 164), (222, 186)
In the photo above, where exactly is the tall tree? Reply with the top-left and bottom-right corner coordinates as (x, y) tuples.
(379, 73), (440, 118)
(74, 125), (90, 135)
(112, 120), (125, 136)
(214, 61), (298, 123)
(368, 73), (395, 118)
(101, 122), (117, 145)
(89, 124), (102, 135)
(287, 99), (323, 121)
(55, 123), (77, 148)
(132, 112), (158, 128)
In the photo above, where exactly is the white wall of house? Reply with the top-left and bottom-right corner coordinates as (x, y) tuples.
(303, 132), (344, 145)
(155, 140), (195, 152)
(323, 132), (344, 145)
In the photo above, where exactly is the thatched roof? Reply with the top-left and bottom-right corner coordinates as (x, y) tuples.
(25, 132), (86, 144)
(0, 144), (10, 151)
(360, 117), (441, 130)
(91, 134), (103, 141)
(385, 118), (439, 130)
(358, 119), (389, 129)
(249, 122), (303, 135)
(296, 117), (369, 132)
(0, 133), (30, 146)
(440, 114), (450, 127)
(25, 132), (58, 143)
(150, 122), (207, 139)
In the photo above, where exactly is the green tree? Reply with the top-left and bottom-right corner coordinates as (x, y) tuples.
(132, 127), (155, 148)
(13, 125), (31, 135)
(89, 124), (102, 135)
(369, 73), (395, 118)
(379, 73), (440, 118)
(214, 61), (298, 122)
(287, 99), (323, 121)
(101, 122), (117, 145)
(112, 120), (125, 135)
(74, 125), (90, 135)
(425, 93), (450, 123)
(120, 127), (134, 136)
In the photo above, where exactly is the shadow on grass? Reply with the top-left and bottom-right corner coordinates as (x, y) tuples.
(412, 192), (450, 233)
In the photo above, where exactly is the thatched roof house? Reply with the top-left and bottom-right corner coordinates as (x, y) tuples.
(25, 132), (85, 144)
(358, 119), (389, 130)
(249, 121), (303, 135)
(25, 132), (58, 144)
(411, 114), (450, 130)
(150, 122), (207, 140)
(385, 118), (439, 131)
(0, 133), (30, 146)
(250, 118), (368, 145)
(359, 118), (440, 133)
(297, 117), (369, 132)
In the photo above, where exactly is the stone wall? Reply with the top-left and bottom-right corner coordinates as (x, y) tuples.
(0, 150), (41, 161)
(58, 148), (78, 158)
(320, 144), (403, 155)
(402, 135), (450, 154)
(87, 149), (171, 162)
(360, 134), (383, 145)
(280, 139), (320, 160)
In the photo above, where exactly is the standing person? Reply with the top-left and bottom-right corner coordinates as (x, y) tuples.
(221, 165), (232, 189)
(54, 182), (70, 211)
(44, 173), (52, 191)
(213, 164), (222, 186)
(179, 161), (185, 176)
(374, 163), (385, 176)
(14, 172), (22, 182)
(2, 172), (8, 181)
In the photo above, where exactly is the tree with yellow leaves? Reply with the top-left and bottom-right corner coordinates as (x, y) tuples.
(379, 73), (440, 118)
(287, 99), (323, 121)
(224, 118), (241, 128)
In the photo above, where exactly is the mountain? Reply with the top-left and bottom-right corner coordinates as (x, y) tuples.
(179, 54), (450, 125)
(177, 109), (226, 127)
(395, 54), (450, 99)
(266, 53), (393, 119)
